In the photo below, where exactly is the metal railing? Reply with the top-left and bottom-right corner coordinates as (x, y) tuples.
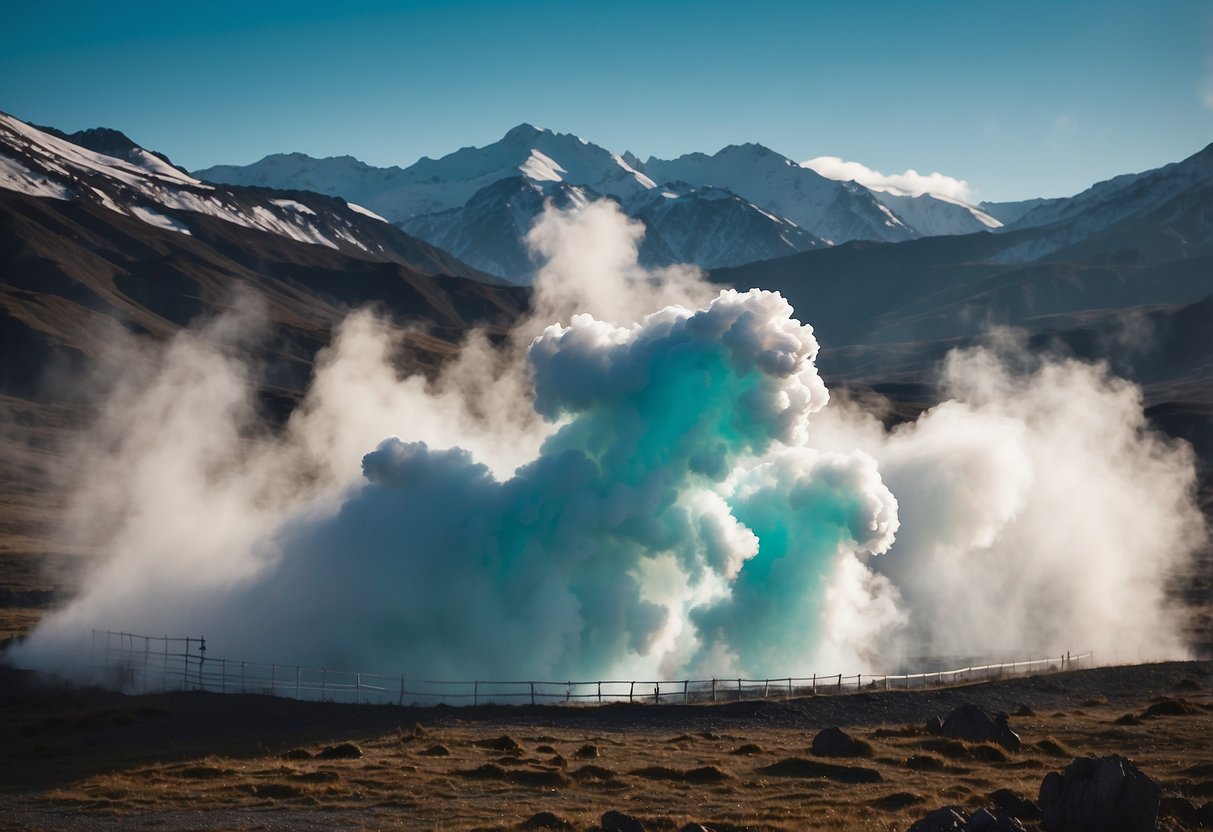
(85, 630), (1093, 706)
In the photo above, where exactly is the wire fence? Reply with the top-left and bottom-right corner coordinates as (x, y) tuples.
(84, 630), (1094, 706)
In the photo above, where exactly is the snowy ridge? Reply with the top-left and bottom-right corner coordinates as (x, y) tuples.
(873, 191), (1002, 236)
(197, 123), (657, 225)
(990, 142), (1213, 262)
(640, 143), (916, 245)
(0, 112), (391, 254)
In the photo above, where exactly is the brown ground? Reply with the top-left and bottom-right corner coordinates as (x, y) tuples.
(1, 660), (1210, 831)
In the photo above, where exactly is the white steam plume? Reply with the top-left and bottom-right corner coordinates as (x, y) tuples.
(802, 155), (976, 201)
(9, 199), (1204, 684)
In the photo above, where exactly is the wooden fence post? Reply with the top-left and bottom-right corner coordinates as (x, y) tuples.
(530, 682), (535, 706)
(684, 680), (689, 704)
(629, 681), (634, 703)
(399, 675), (405, 706)
(473, 681), (478, 706)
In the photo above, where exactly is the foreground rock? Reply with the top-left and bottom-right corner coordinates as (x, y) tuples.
(601, 811), (646, 832)
(934, 704), (1022, 751)
(1038, 755), (1160, 832)
(811, 726), (873, 757)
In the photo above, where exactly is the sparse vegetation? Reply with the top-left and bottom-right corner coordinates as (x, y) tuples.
(1, 661), (1210, 830)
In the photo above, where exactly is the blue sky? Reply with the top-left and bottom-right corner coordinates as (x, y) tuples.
(2, 0), (1210, 201)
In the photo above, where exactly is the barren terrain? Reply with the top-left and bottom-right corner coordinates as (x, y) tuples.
(1, 660), (1210, 831)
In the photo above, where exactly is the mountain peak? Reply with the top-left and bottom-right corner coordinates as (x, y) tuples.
(502, 123), (546, 142)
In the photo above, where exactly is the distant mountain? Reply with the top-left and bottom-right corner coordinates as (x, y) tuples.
(625, 183), (826, 269)
(0, 113), (494, 283)
(201, 126), (992, 280)
(977, 197), (1060, 226)
(196, 123), (654, 224)
(198, 125), (829, 280)
(990, 143), (1213, 262)
(0, 111), (524, 397)
(871, 191), (1002, 237)
(639, 143), (916, 245)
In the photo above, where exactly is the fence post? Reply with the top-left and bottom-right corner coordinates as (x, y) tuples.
(737, 678), (742, 701)
(711, 678), (716, 703)
(356, 673), (361, 703)
(629, 681), (634, 703)
(763, 679), (769, 699)
(684, 680), (689, 705)
(566, 682), (572, 705)
(654, 682), (660, 705)
(183, 637), (190, 688)
(530, 682), (535, 706)
(812, 673), (816, 695)
(399, 675), (405, 706)
(837, 673), (842, 693)
(787, 677), (792, 698)
(598, 681), (602, 705)
(473, 681), (478, 707)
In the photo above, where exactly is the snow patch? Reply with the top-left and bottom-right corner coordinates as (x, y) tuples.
(130, 205), (192, 235)
(519, 149), (566, 183)
(346, 201), (387, 222)
(270, 198), (316, 215)
(0, 153), (72, 199)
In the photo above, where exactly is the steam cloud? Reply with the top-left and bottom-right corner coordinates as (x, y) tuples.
(10, 200), (1205, 682)
(801, 155), (976, 202)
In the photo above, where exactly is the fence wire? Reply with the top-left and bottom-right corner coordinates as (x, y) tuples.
(83, 629), (1093, 706)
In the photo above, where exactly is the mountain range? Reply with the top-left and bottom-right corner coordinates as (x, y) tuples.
(195, 124), (1006, 281)
(0, 110), (1211, 556)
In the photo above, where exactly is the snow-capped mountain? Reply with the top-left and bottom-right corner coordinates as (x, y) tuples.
(977, 197), (1061, 226)
(195, 126), (886, 280)
(990, 142), (1213, 262)
(196, 124), (655, 225)
(625, 183), (826, 269)
(0, 113), (487, 280)
(402, 176), (595, 281)
(871, 191), (1002, 237)
(638, 144), (917, 245)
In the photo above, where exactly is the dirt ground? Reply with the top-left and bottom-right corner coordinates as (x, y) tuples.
(1, 660), (1210, 831)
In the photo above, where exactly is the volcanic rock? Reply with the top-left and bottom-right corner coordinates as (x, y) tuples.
(811, 726), (872, 757)
(1038, 755), (1160, 832)
(601, 811), (647, 832)
(939, 704), (1021, 751)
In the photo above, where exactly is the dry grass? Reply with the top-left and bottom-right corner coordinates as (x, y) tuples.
(2, 664), (1210, 831)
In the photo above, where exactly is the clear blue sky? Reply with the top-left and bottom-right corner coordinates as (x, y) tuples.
(2, 0), (1210, 201)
